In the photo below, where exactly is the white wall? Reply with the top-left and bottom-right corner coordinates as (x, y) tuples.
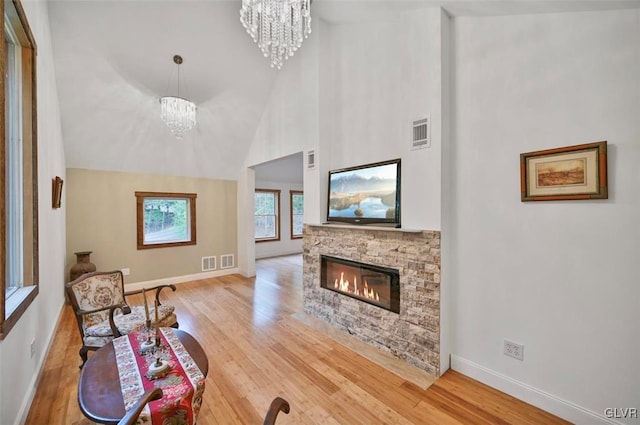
(450, 9), (640, 424)
(0, 1), (67, 424)
(237, 167), (256, 277)
(255, 180), (304, 259)
(439, 7), (453, 377)
(243, 24), (320, 170)
(243, 8), (447, 232)
(323, 9), (445, 230)
(239, 22), (320, 272)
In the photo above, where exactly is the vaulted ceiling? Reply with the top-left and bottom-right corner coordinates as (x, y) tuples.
(47, 0), (640, 181)
(49, 1), (278, 180)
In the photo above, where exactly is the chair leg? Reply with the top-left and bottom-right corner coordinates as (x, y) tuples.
(79, 346), (90, 369)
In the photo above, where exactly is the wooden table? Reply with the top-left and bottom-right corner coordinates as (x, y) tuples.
(78, 329), (209, 424)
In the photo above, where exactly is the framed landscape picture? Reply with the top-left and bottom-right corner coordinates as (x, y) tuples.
(520, 141), (608, 201)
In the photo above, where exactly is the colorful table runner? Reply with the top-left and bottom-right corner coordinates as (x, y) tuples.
(113, 328), (206, 424)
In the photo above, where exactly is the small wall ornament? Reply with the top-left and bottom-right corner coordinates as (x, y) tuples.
(52, 176), (64, 208)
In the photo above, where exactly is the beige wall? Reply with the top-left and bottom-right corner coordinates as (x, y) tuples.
(66, 168), (237, 284)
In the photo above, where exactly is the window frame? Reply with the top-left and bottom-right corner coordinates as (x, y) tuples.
(254, 189), (280, 243)
(1, 0), (38, 340)
(289, 190), (303, 240)
(135, 192), (197, 250)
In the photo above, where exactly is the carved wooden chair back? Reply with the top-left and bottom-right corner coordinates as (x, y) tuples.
(65, 270), (178, 367)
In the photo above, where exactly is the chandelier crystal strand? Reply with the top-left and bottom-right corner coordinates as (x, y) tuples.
(240, 0), (312, 69)
(160, 97), (196, 139)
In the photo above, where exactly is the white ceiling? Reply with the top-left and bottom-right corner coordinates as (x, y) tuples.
(47, 0), (640, 182)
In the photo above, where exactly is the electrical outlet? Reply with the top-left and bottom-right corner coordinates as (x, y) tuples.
(504, 339), (524, 361)
(121, 268), (130, 276)
(30, 338), (36, 358)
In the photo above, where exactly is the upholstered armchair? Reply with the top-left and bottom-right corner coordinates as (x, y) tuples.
(65, 270), (178, 367)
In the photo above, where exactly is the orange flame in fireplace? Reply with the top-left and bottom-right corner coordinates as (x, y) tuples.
(334, 272), (380, 301)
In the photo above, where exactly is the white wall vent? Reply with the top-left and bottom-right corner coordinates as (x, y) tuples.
(202, 256), (216, 271)
(307, 149), (315, 169)
(412, 116), (431, 150)
(220, 254), (235, 269)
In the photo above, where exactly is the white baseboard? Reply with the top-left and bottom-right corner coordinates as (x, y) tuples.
(451, 355), (623, 425)
(17, 302), (66, 425)
(124, 268), (239, 291)
(238, 268), (256, 278)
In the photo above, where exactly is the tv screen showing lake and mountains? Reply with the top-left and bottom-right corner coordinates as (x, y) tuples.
(328, 162), (398, 220)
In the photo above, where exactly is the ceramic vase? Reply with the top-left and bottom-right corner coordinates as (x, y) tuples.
(69, 251), (97, 282)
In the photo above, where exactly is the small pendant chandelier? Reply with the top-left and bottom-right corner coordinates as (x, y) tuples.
(160, 55), (196, 138)
(240, 0), (312, 70)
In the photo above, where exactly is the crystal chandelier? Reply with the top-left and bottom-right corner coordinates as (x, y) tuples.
(240, 0), (312, 70)
(160, 55), (196, 138)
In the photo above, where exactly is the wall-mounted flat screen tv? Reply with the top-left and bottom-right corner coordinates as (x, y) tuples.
(327, 158), (401, 226)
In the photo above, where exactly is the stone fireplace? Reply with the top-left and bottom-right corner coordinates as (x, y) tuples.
(303, 224), (441, 376)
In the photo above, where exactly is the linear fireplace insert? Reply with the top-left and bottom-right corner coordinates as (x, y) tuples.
(320, 255), (400, 313)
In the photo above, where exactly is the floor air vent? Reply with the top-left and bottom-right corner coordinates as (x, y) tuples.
(201, 256), (216, 271)
(221, 254), (235, 269)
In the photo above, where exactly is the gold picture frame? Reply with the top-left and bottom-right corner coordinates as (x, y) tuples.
(520, 141), (608, 201)
(52, 176), (63, 208)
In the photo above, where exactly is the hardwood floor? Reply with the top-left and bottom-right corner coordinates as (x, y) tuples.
(25, 255), (569, 425)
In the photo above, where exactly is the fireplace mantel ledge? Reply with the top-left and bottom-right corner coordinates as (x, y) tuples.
(307, 223), (424, 233)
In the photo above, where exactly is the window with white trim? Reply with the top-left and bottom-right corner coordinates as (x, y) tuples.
(255, 189), (280, 242)
(290, 190), (303, 239)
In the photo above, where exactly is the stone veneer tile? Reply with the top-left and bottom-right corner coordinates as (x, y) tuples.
(303, 224), (441, 377)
